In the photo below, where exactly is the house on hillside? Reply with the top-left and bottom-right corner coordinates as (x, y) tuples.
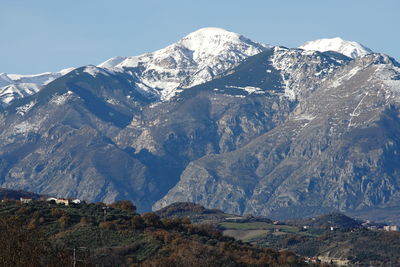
(46, 197), (81, 206)
(384, 225), (398, 232)
(20, 197), (32, 204)
(56, 198), (70, 205)
(71, 199), (81, 204)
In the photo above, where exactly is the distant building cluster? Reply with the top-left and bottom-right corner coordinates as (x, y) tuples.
(20, 197), (33, 204)
(383, 225), (398, 232)
(46, 197), (81, 206)
(15, 196), (81, 206)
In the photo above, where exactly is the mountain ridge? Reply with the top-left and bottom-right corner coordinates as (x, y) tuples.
(1, 28), (377, 106)
(153, 53), (400, 219)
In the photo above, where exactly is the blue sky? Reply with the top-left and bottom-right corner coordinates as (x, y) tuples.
(1, 0), (399, 74)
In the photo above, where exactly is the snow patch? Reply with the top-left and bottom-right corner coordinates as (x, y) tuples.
(59, 67), (75, 76)
(106, 97), (120, 105)
(98, 56), (127, 69)
(293, 114), (316, 121)
(0, 67), (76, 105)
(225, 85), (263, 94)
(0, 83), (40, 105)
(271, 47), (344, 100)
(16, 101), (37, 115)
(375, 64), (400, 100)
(300, 37), (373, 59)
(13, 121), (39, 134)
(50, 91), (74, 106)
(270, 47), (300, 100)
(83, 66), (110, 77)
(330, 66), (362, 88)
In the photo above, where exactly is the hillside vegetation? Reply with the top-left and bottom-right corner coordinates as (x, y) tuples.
(0, 199), (312, 266)
(158, 202), (400, 267)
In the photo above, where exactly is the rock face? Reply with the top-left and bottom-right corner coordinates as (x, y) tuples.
(155, 53), (400, 219)
(1, 29), (400, 220)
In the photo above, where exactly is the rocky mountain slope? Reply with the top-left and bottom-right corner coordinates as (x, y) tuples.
(155, 53), (400, 219)
(1, 28), (399, 222)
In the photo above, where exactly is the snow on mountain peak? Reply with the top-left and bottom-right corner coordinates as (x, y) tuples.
(299, 37), (373, 58)
(0, 67), (76, 106)
(180, 27), (242, 48)
(100, 27), (268, 69)
(184, 27), (240, 39)
(99, 27), (270, 100)
(177, 27), (262, 60)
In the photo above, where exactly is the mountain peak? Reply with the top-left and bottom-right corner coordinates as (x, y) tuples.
(299, 37), (373, 58)
(182, 27), (241, 41)
(177, 27), (264, 59)
(98, 27), (269, 100)
(186, 27), (235, 35)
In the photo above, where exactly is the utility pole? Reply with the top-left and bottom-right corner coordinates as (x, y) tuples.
(102, 206), (109, 222)
(73, 247), (76, 267)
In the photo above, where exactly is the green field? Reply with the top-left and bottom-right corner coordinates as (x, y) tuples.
(221, 222), (301, 232)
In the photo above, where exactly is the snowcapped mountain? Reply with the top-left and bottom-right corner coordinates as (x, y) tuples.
(299, 37), (373, 58)
(0, 68), (74, 106)
(1, 29), (378, 106)
(99, 27), (270, 100)
(0, 83), (41, 106)
(1, 27), (269, 106)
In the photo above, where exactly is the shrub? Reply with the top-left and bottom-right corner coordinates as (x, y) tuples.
(0, 216), (72, 266)
(161, 218), (189, 231)
(142, 213), (162, 228)
(131, 215), (144, 229)
(99, 221), (116, 230)
(79, 216), (92, 226)
(51, 208), (65, 218)
(109, 200), (136, 212)
(58, 215), (70, 229)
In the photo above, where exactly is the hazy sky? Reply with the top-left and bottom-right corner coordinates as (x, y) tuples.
(1, 0), (399, 74)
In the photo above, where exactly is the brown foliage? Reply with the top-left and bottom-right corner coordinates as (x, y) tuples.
(109, 200), (136, 212)
(161, 217), (190, 231)
(27, 217), (39, 230)
(58, 214), (71, 229)
(0, 216), (72, 266)
(141, 222), (305, 267)
(99, 221), (117, 230)
(143, 241), (235, 267)
(51, 207), (65, 218)
(79, 216), (92, 226)
(142, 212), (162, 228)
(130, 215), (144, 229)
(16, 206), (29, 215)
(185, 223), (223, 240)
